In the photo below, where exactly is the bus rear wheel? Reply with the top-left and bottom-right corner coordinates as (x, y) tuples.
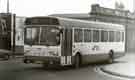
(74, 54), (81, 69)
(108, 51), (114, 63)
(24, 59), (30, 64)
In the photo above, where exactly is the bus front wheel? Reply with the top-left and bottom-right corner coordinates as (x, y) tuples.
(24, 59), (30, 64)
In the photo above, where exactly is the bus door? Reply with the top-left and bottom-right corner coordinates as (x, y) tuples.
(61, 28), (72, 65)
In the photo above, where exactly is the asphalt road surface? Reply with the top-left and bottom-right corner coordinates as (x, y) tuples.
(0, 58), (130, 80)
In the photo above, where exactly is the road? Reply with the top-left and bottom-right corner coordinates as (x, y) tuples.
(0, 58), (128, 80)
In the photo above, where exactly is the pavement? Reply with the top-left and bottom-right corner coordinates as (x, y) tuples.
(100, 53), (135, 79)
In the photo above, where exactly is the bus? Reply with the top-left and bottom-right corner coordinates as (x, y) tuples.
(23, 16), (125, 68)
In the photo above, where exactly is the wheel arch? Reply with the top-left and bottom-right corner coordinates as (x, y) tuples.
(73, 52), (82, 65)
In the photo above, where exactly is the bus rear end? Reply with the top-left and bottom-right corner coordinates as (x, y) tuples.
(24, 17), (62, 66)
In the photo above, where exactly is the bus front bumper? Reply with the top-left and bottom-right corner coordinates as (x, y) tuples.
(24, 56), (61, 65)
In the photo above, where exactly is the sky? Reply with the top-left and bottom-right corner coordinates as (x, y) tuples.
(0, 0), (133, 17)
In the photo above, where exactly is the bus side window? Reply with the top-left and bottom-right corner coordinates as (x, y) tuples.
(109, 31), (114, 42)
(84, 29), (91, 42)
(116, 31), (121, 42)
(101, 30), (108, 42)
(121, 32), (124, 42)
(93, 30), (99, 42)
(74, 29), (83, 42)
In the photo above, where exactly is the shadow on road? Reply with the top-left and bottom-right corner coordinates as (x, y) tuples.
(21, 61), (119, 72)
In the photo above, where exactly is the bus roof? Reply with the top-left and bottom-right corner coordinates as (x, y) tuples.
(54, 16), (125, 31)
(25, 16), (125, 31)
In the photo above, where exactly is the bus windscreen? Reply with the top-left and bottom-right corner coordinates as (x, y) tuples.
(24, 26), (60, 46)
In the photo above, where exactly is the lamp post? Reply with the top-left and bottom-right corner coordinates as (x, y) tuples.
(7, 0), (9, 13)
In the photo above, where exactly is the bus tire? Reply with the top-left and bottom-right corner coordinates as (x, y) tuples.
(108, 51), (114, 63)
(24, 59), (30, 64)
(74, 53), (81, 69)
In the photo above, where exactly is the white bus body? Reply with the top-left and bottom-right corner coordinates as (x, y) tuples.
(24, 16), (125, 67)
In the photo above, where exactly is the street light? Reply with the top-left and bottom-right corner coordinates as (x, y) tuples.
(7, 0), (9, 13)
